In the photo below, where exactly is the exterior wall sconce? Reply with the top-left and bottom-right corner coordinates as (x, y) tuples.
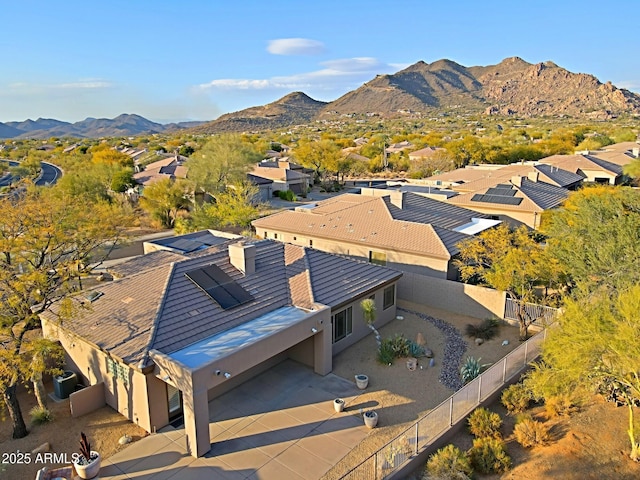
(311, 327), (318, 333)
(224, 372), (231, 379)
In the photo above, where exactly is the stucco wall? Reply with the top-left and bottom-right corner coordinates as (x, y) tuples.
(397, 272), (506, 319)
(255, 229), (451, 279)
(41, 320), (156, 433)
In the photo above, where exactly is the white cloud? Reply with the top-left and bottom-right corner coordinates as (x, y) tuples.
(267, 38), (325, 56)
(616, 80), (640, 92)
(198, 57), (399, 93)
(57, 80), (113, 89)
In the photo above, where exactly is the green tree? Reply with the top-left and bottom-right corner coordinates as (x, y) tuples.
(110, 168), (135, 193)
(456, 224), (559, 340)
(293, 139), (343, 183)
(0, 187), (129, 438)
(139, 178), (190, 228)
(527, 286), (640, 461)
(25, 338), (64, 410)
(541, 186), (640, 295)
(186, 135), (262, 195)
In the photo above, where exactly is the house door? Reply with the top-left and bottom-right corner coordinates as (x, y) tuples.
(167, 383), (183, 421)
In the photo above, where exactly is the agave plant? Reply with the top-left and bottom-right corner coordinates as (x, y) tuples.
(460, 356), (491, 384)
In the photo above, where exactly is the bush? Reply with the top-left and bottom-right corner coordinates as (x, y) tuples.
(277, 189), (297, 201)
(514, 417), (550, 448)
(388, 333), (410, 358)
(545, 394), (578, 417)
(468, 437), (511, 474)
(465, 317), (500, 340)
(30, 406), (53, 425)
(408, 341), (426, 358)
(468, 407), (502, 439)
(377, 340), (396, 364)
(501, 383), (532, 414)
(460, 356), (489, 384)
(425, 444), (473, 480)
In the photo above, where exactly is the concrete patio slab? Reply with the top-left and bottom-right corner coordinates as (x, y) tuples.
(101, 360), (369, 479)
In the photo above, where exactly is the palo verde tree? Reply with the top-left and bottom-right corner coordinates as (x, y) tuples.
(139, 178), (190, 229)
(456, 224), (560, 340)
(293, 139), (343, 185)
(527, 286), (640, 461)
(0, 185), (130, 438)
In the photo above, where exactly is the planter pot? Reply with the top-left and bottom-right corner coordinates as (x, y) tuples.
(74, 451), (101, 479)
(406, 357), (417, 371)
(355, 374), (369, 390)
(363, 410), (378, 428)
(334, 398), (345, 413)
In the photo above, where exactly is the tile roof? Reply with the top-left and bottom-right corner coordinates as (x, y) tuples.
(43, 239), (400, 368)
(541, 154), (623, 176)
(108, 250), (188, 278)
(253, 193), (481, 258)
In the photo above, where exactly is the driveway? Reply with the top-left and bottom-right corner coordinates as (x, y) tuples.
(100, 360), (370, 479)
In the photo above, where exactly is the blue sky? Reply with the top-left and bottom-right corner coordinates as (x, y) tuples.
(1, 0), (638, 124)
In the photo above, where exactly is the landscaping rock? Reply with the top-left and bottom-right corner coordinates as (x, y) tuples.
(399, 307), (466, 390)
(475, 338), (484, 345)
(118, 434), (132, 445)
(424, 348), (434, 358)
(31, 442), (50, 455)
(415, 332), (426, 346)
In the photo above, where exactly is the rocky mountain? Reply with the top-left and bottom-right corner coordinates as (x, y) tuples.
(192, 92), (328, 134)
(0, 114), (205, 139)
(322, 56), (640, 119)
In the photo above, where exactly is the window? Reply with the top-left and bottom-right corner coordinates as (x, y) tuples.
(332, 306), (352, 343)
(383, 285), (395, 310)
(107, 358), (129, 385)
(369, 250), (387, 266)
(293, 236), (297, 241)
(274, 233), (278, 239)
(309, 239), (313, 247)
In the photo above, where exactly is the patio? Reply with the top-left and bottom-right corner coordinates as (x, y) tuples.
(99, 360), (372, 479)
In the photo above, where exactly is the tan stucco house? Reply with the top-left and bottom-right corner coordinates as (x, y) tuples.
(41, 237), (401, 458)
(252, 191), (500, 280)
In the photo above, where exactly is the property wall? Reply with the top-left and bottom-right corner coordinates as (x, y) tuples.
(256, 229), (451, 279)
(69, 382), (105, 418)
(397, 272), (506, 319)
(41, 320), (157, 433)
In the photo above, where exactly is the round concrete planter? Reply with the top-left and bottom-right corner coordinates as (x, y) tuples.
(334, 398), (345, 413)
(74, 451), (101, 479)
(406, 357), (417, 371)
(363, 410), (378, 428)
(355, 374), (369, 390)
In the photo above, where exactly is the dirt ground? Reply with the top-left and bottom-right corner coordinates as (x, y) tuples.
(322, 300), (523, 479)
(0, 381), (147, 480)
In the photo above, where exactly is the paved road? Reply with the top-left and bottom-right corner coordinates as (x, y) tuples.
(0, 159), (18, 187)
(0, 159), (62, 189)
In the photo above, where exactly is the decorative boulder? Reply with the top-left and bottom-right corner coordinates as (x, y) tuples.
(31, 442), (50, 455)
(475, 338), (484, 346)
(415, 332), (426, 346)
(424, 348), (434, 358)
(118, 434), (132, 445)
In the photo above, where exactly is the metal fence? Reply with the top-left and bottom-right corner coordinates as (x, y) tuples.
(504, 298), (558, 326)
(341, 326), (550, 480)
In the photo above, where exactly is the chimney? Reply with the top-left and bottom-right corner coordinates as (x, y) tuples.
(388, 190), (405, 209)
(527, 171), (539, 182)
(228, 242), (256, 275)
(511, 175), (523, 188)
(633, 147), (639, 158)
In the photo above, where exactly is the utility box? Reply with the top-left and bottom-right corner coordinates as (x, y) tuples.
(53, 371), (78, 399)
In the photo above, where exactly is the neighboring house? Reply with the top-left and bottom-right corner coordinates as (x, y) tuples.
(587, 142), (640, 167)
(408, 146), (447, 161)
(246, 173), (274, 202)
(133, 155), (188, 187)
(41, 236), (401, 458)
(386, 140), (414, 155)
(541, 153), (624, 184)
(252, 191), (500, 280)
(249, 164), (311, 195)
(446, 174), (571, 229)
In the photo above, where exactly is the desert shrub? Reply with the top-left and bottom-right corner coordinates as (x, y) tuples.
(408, 341), (426, 358)
(468, 407), (502, 439)
(460, 356), (489, 384)
(377, 340), (396, 364)
(465, 317), (500, 340)
(425, 444), (473, 480)
(468, 437), (511, 474)
(501, 383), (532, 414)
(278, 189), (296, 201)
(514, 417), (550, 447)
(30, 406), (53, 425)
(545, 394), (579, 417)
(388, 333), (410, 358)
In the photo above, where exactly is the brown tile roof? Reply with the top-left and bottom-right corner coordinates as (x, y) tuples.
(251, 166), (309, 182)
(43, 239), (400, 368)
(108, 250), (188, 278)
(541, 154), (623, 176)
(252, 193), (474, 258)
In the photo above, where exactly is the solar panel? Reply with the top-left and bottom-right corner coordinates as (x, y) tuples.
(471, 194), (523, 206)
(485, 187), (516, 197)
(185, 265), (253, 310)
